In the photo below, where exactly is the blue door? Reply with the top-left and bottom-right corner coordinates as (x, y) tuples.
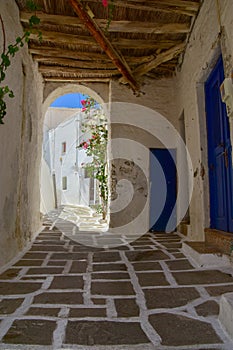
(205, 56), (233, 232)
(150, 148), (177, 232)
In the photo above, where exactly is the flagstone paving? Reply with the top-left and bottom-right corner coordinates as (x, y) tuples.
(0, 223), (233, 349)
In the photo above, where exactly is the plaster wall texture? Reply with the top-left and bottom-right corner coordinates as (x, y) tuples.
(175, 0), (233, 240)
(109, 81), (184, 234)
(0, 0), (43, 266)
(40, 158), (55, 214)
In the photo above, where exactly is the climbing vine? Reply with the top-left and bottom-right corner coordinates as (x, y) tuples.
(0, 1), (41, 124)
(78, 97), (109, 220)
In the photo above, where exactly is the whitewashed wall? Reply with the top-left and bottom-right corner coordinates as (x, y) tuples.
(175, 0), (233, 240)
(0, 1), (43, 266)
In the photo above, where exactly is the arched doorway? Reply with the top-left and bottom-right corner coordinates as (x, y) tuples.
(40, 84), (109, 232)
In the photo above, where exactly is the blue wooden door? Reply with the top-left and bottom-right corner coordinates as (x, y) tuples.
(205, 56), (233, 232)
(150, 148), (177, 232)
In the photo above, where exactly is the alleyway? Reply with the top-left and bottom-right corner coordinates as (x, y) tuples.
(0, 222), (233, 349)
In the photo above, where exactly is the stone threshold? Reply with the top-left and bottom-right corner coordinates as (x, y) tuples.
(205, 228), (233, 255)
(182, 241), (233, 268)
(219, 292), (233, 341)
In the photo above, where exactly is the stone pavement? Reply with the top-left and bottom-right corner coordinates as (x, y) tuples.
(0, 223), (233, 349)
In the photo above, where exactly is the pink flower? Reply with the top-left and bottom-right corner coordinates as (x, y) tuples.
(81, 100), (86, 106)
(92, 134), (97, 139)
(82, 107), (86, 112)
(83, 142), (89, 150)
(102, 0), (108, 7)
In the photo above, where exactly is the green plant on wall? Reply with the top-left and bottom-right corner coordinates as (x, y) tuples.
(0, 1), (41, 124)
(78, 96), (109, 220)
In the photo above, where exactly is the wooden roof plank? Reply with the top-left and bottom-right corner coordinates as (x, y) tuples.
(29, 29), (183, 50)
(21, 11), (190, 34)
(29, 45), (158, 65)
(38, 65), (120, 75)
(132, 43), (185, 78)
(44, 77), (111, 82)
(34, 55), (116, 69)
(68, 0), (140, 92)
(83, 0), (198, 16)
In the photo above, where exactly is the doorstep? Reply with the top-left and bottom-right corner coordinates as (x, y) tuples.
(182, 241), (233, 268)
(205, 228), (233, 255)
(219, 292), (233, 340)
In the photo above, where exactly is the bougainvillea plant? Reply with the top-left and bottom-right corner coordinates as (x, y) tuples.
(101, 0), (115, 31)
(78, 96), (109, 220)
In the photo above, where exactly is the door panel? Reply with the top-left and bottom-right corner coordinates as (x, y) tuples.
(205, 56), (233, 232)
(150, 148), (177, 232)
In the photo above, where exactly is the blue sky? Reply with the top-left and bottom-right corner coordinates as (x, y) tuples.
(50, 93), (87, 108)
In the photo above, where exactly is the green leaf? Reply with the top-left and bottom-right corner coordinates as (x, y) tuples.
(9, 91), (14, 98)
(26, 0), (41, 11)
(29, 15), (40, 27)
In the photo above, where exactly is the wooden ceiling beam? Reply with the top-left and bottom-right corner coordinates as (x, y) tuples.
(29, 29), (182, 50)
(21, 11), (190, 34)
(28, 45), (159, 65)
(132, 43), (185, 78)
(44, 77), (111, 83)
(38, 65), (120, 76)
(68, 0), (140, 92)
(29, 45), (109, 61)
(83, 0), (199, 16)
(34, 55), (116, 69)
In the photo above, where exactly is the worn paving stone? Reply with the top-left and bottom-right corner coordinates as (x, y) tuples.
(144, 287), (200, 309)
(92, 272), (130, 280)
(126, 250), (169, 261)
(47, 260), (67, 266)
(35, 239), (65, 245)
(0, 268), (21, 279)
(22, 252), (48, 260)
(195, 300), (219, 317)
(72, 247), (100, 253)
(115, 298), (139, 317)
(133, 246), (154, 250)
(91, 281), (135, 295)
(165, 259), (194, 270)
(21, 276), (46, 281)
(69, 261), (87, 273)
(69, 308), (106, 317)
(0, 282), (42, 295)
(132, 261), (162, 271)
(14, 259), (43, 266)
(49, 276), (84, 289)
(30, 245), (67, 252)
(65, 321), (149, 345)
(93, 252), (121, 263)
(92, 263), (127, 272)
(172, 252), (186, 258)
(26, 267), (64, 275)
(92, 298), (106, 305)
(2, 319), (56, 345)
(160, 242), (182, 249)
(25, 307), (60, 316)
(149, 313), (222, 346)
(137, 272), (169, 287)
(0, 299), (24, 314)
(51, 252), (88, 260)
(173, 270), (233, 285)
(206, 284), (233, 296)
(33, 292), (83, 304)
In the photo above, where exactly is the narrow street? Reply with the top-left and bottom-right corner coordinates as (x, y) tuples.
(0, 222), (233, 349)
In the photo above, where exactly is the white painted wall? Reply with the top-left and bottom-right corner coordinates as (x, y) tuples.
(40, 158), (55, 214)
(42, 108), (98, 209)
(175, 0), (233, 240)
(0, 0), (43, 266)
